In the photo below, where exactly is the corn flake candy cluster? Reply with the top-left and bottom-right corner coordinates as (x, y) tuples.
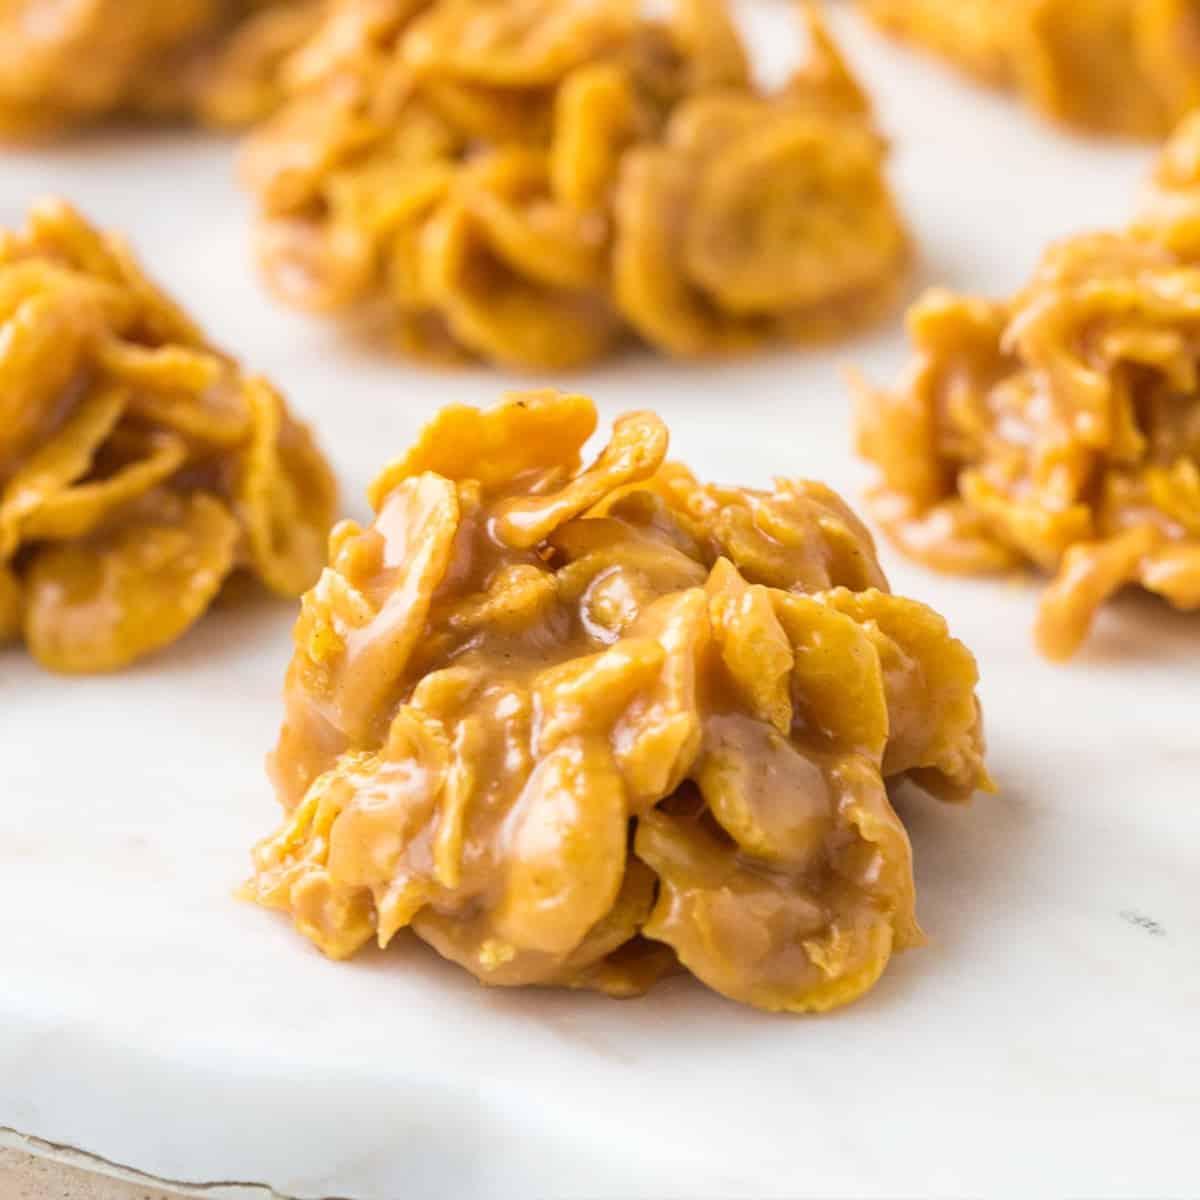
(861, 0), (1200, 139)
(0, 200), (336, 672)
(241, 0), (909, 369)
(855, 116), (1200, 660)
(0, 0), (326, 139)
(248, 391), (990, 1014)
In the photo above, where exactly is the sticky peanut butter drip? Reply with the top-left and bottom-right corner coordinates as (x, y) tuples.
(250, 390), (990, 1013)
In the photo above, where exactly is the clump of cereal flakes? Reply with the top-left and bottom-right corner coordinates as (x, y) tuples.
(247, 390), (990, 1014)
(0, 199), (336, 672)
(860, 0), (1200, 138)
(0, 0), (325, 139)
(854, 114), (1200, 660)
(240, 0), (908, 369)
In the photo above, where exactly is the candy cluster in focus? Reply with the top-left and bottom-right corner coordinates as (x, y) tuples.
(248, 391), (989, 1013)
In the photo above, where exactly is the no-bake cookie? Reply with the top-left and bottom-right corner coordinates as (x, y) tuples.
(861, 0), (1200, 138)
(0, 0), (324, 139)
(855, 117), (1200, 658)
(241, 0), (908, 368)
(248, 390), (989, 1013)
(0, 199), (335, 671)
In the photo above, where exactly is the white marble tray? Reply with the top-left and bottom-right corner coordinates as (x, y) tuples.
(2, 7), (1198, 1199)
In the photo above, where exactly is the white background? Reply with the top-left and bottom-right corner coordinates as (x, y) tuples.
(2, 5), (1198, 1198)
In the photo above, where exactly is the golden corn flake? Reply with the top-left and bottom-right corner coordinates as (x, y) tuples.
(23, 491), (241, 674)
(236, 378), (340, 597)
(0, 383), (126, 560)
(860, 0), (1200, 138)
(611, 144), (763, 358)
(681, 115), (903, 317)
(421, 152), (621, 370)
(21, 429), (190, 545)
(855, 119), (1200, 659)
(242, 0), (908, 368)
(367, 387), (596, 504)
(401, 0), (638, 88)
(248, 390), (990, 1015)
(0, 200), (336, 673)
(0, 0), (325, 139)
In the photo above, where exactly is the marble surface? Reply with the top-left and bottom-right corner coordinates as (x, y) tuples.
(2, 6), (1198, 1199)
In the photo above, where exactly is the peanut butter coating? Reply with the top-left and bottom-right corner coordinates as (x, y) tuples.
(855, 116), (1200, 659)
(249, 391), (990, 1013)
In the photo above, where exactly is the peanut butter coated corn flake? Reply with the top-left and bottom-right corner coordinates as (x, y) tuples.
(0, 199), (336, 672)
(241, 0), (908, 368)
(248, 391), (989, 1013)
(855, 117), (1200, 660)
(861, 0), (1200, 138)
(0, 0), (325, 139)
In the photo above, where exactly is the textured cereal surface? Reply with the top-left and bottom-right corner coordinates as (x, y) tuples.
(240, 0), (908, 368)
(248, 390), (990, 1014)
(0, 199), (336, 672)
(861, 0), (1200, 138)
(855, 115), (1200, 659)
